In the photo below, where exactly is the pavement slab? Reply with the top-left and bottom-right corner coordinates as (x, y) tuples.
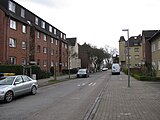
(93, 73), (160, 120)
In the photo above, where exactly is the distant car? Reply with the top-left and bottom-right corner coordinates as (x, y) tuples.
(0, 75), (38, 103)
(77, 69), (89, 78)
(111, 63), (120, 75)
(102, 67), (108, 71)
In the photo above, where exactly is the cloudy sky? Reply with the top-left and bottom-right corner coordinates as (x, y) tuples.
(14, 0), (160, 49)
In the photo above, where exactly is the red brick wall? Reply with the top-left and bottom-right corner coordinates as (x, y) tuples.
(7, 18), (30, 65)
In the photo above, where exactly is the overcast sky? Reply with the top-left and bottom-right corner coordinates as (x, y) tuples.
(14, 0), (160, 49)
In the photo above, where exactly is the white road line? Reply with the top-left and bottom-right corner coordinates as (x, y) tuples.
(88, 82), (93, 86)
(92, 83), (96, 86)
(82, 83), (86, 86)
(77, 84), (81, 87)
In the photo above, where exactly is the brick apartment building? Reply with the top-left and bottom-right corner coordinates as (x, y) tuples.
(0, 0), (68, 74)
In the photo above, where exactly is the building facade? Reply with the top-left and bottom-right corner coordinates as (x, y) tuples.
(67, 38), (81, 70)
(0, 0), (68, 74)
(142, 30), (158, 65)
(119, 35), (143, 68)
(149, 31), (160, 77)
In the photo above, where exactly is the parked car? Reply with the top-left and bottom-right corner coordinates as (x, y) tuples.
(102, 67), (108, 71)
(111, 63), (120, 75)
(77, 69), (89, 78)
(0, 75), (38, 103)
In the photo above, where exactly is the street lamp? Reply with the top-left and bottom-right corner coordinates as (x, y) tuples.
(122, 29), (130, 87)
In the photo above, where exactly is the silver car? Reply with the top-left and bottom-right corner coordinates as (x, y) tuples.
(0, 75), (38, 103)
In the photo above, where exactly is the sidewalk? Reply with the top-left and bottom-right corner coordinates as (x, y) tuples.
(37, 74), (76, 87)
(92, 72), (160, 120)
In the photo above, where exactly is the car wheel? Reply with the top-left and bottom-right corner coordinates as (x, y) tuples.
(5, 91), (13, 103)
(31, 86), (37, 95)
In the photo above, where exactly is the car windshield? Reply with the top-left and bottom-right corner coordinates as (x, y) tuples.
(0, 76), (15, 85)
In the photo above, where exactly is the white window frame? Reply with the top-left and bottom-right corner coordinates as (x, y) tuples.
(51, 60), (54, 67)
(43, 47), (47, 53)
(22, 41), (26, 49)
(35, 17), (38, 25)
(54, 28), (56, 35)
(61, 33), (63, 38)
(135, 55), (139, 59)
(37, 31), (40, 39)
(44, 34), (47, 41)
(51, 49), (54, 55)
(10, 57), (16, 64)
(10, 19), (16, 30)
(43, 60), (47, 67)
(51, 38), (54, 43)
(49, 26), (52, 32)
(9, 38), (16, 47)
(9, 1), (15, 13)
(56, 40), (58, 45)
(41, 21), (45, 29)
(22, 25), (26, 33)
(22, 58), (26, 65)
(21, 8), (25, 18)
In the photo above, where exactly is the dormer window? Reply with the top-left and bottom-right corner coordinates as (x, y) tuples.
(54, 28), (56, 35)
(21, 8), (25, 18)
(41, 21), (45, 29)
(49, 26), (52, 32)
(9, 1), (15, 13)
(35, 17), (38, 25)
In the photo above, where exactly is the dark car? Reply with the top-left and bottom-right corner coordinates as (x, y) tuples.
(77, 69), (89, 78)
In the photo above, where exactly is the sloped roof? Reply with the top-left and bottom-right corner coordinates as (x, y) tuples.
(66, 38), (77, 46)
(142, 30), (158, 40)
(119, 36), (126, 42)
(128, 35), (142, 47)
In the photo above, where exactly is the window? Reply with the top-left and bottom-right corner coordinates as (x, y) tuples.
(134, 48), (139, 52)
(22, 76), (31, 82)
(22, 41), (26, 49)
(135, 55), (139, 59)
(9, 38), (16, 47)
(51, 38), (54, 43)
(56, 62), (58, 66)
(65, 44), (67, 49)
(158, 61), (160, 70)
(22, 58), (26, 65)
(41, 21), (45, 29)
(49, 26), (52, 32)
(15, 76), (23, 83)
(51, 60), (54, 67)
(56, 50), (58, 55)
(43, 60), (47, 67)
(35, 17), (38, 25)
(37, 45), (41, 53)
(43, 47), (47, 53)
(51, 49), (54, 55)
(21, 8), (25, 18)
(54, 28), (56, 34)
(10, 57), (16, 64)
(37, 59), (40, 65)
(56, 40), (58, 45)
(22, 25), (26, 33)
(152, 44), (156, 52)
(64, 34), (66, 39)
(43, 34), (47, 41)
(9, 1), (15, 13)
(61, 33), (63, 38)
(10, 19), (16, 30)
(158, 40), (160, 50)
(37, 31), (40, 39)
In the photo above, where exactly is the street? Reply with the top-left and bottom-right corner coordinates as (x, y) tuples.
(0, 71), (111, 120)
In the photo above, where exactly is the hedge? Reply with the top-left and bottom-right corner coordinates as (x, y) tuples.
(0, 65), (50, 79)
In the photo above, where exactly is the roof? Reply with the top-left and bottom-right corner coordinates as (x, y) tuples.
(128, 35), (142, 47)
(119, 36), (125, 42)
(149, 30), (160, 42)
(142, 30), (158, 40)
(66, 38), (77, 46)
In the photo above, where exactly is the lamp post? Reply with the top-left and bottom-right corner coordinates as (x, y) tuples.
(122, 29), (130, 87)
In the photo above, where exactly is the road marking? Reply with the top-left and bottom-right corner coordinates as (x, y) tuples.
(92, 83), (96, 86)
(88, 82), (93, 86)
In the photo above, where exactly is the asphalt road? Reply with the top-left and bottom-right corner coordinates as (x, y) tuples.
(0, 71), (111, 120)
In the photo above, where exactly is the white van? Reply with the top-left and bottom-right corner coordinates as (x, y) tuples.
(111, 63), (120, 75)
